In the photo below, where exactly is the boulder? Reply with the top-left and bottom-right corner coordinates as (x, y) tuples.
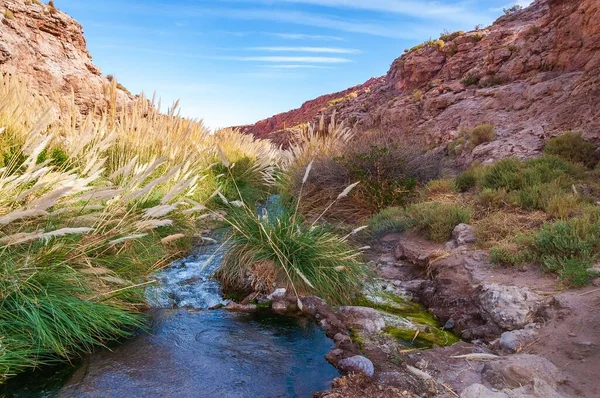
(482, 354), (565, 390)
(393, 233), (443, 266)
(267, 288), (286, 301)
(336, 306), (385, 333)
(461, 384), (508, 398)
(452, 224), (477, 246)
(337, 355), (375, 378)
(478, 284), (543, 330)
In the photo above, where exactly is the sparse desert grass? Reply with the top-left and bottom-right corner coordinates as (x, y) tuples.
(469, 123), (496, 147)
(368, 207), (410, 237)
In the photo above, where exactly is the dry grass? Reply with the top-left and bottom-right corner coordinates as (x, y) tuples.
(0, 73), (283, 380)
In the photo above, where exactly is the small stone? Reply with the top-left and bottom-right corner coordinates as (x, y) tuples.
(443, 319), (455, 330)
(267, 288), (287, 301)
(337, 355), (375, 378)
(568, 332), (576, 337)
(271, 300), (289, 314)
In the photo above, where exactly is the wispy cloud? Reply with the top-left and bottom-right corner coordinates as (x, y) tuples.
(216, 55), (352, 63)
(248, 46), (360, 54)
(270, 33), (344, 41)
(258, 64), (333, 69)
(268, 0), (489, 25)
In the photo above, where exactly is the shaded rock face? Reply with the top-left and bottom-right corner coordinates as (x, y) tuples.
(0, 0), (131, 114)
(237, 0), (599, 163)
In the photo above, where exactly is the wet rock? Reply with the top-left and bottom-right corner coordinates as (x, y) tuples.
(299, 295), (329, 318)
(479, 284), (543, 330)
(452, 224), (477, 246)
(224, 302), (258, 312)
(337, 355), (375, 378)
(482, 354), (565, 390)
(325, 348), (345, 366)
(461, 384), (508, 398)
(271, 300), (289, 314)
(267, 288), (286, 301)
(336, 306), (385, 333)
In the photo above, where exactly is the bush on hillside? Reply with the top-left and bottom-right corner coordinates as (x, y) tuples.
(368, 207), (410, 237)
(544, 132), (599, 169)
(469, 124), (496, 148)
(405, 201), (471, 242)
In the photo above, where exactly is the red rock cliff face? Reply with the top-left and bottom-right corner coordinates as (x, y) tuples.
(239, 0), (600, 162)
(236, 77), (383, 139)
(0, 0), (131, 113)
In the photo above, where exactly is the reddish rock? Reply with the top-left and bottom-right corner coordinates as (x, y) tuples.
(0, 0), (132, 114)
(235, 0), (600, 163)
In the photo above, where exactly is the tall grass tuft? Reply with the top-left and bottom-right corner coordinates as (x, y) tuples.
(0, 73), (283, 381)
(217, 162), (370, 305)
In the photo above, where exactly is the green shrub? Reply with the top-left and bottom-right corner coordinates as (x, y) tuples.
(368, 207), (410, 237)
(455, 168), (478, 192)
(489, 242), (531, 266)
(477, 187), (508, 209)
(423, 178), (456, 197)
(469, 124), (496, 147)
(479, 158), (524, 190)
(531, 217), (600, 286)
(406, 202), (471, 242)
(439, 30), (464, 42)
(544, 132), (599, 169)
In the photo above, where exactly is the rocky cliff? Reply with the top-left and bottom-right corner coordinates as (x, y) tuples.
(238, 0), (600, 162)
(0, 0), (131, 114)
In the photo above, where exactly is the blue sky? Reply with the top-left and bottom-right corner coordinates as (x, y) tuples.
(55, 0), (532, 129)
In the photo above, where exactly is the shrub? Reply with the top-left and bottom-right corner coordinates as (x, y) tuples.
(455, 168), (478, 192)
(218, 165), (370, 304)
(4, 9), (14, 19)
(462, 74), (481, 87)
(544, 132), (599, 169)
(423, 178), (456, 197)
(479, 158), (524, 190)
(531, 217), (600, 286)
(447, 137), (466, 157)
(439, 30), (464, 42)
(477, 187), (508, 210)
(489, 242), (531, 266)
(368, 207), (410, 237)
(503, 5), (523, 16)
(469, 124), (496, 147)
(207, 157), (272, 208)
(406, 202), (471, 242)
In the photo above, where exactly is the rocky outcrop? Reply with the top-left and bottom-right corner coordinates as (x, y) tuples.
(0, 0), (131, 114)
(235, 78), (382, 140)
(238, 0), (600, 163)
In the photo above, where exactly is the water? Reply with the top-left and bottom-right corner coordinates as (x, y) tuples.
(1, 243), (339, 398)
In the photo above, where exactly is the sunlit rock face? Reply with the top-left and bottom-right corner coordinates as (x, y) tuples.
(236, 0), (600, 165)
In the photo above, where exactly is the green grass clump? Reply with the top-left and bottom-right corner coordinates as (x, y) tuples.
(406, 202), (471, 242)
(462, 74), (481, 87)
(219, 207), (370, 304)
(544, 132), (599, 169)
(368, 207), (410, 237)
(491, 215), (600, 286)
(218, 163), (370, 304)
(208, 157), (273, 208)
(469, 124), (496, 148)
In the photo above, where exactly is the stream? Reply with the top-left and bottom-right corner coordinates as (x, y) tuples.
(1, 244), (339, 398)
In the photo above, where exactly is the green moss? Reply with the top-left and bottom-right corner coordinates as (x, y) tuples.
(349, 328), (364, 350)
(384, 325), (459, 348)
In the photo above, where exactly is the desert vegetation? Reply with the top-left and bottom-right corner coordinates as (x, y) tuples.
(0, 74), (282, 381)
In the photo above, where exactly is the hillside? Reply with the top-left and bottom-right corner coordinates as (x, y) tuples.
(0, 0), (131, 113)
(237, 0), (600, 164)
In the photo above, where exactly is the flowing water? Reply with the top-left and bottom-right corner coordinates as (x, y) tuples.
(1, 244), (339, 398)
